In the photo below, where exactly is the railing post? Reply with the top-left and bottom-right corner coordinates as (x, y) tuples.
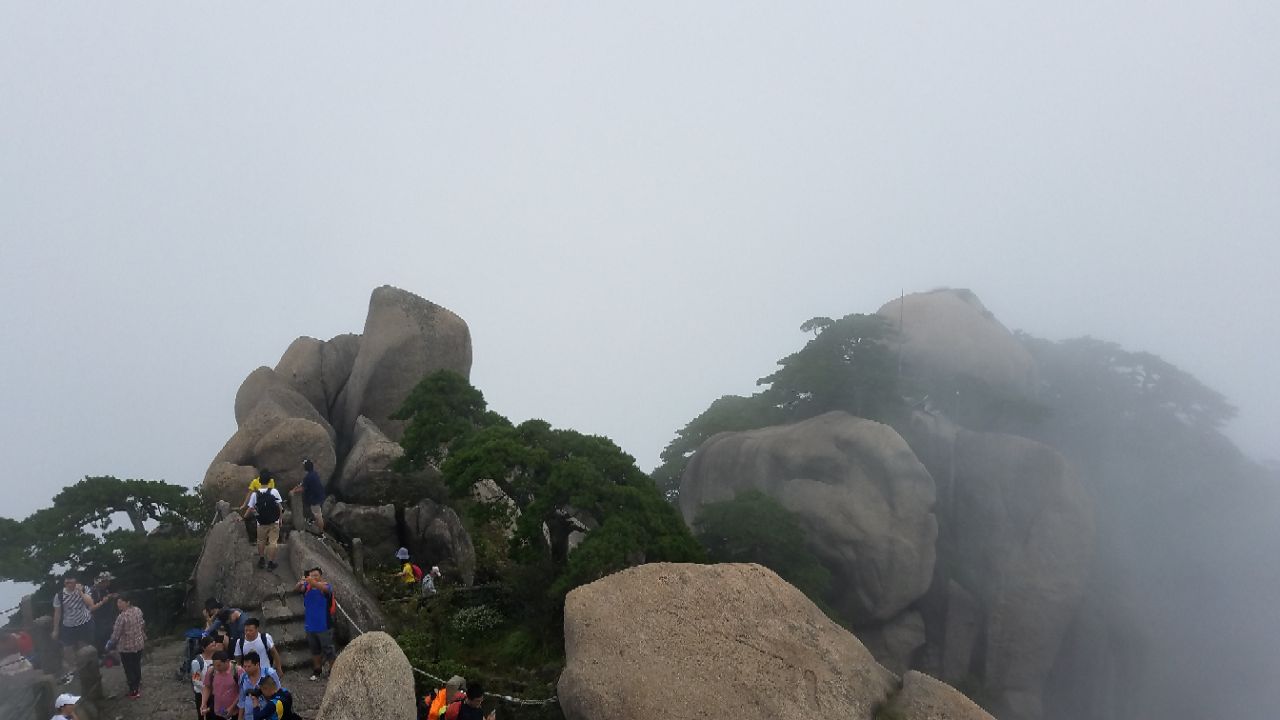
(215, 500), (231, 521)
(290, 491), (307, 533)
(20, 594), (33, 624)
(29, 616), (61, 675)
(351, 538), (365, 582)
(75, 645), (104, 704)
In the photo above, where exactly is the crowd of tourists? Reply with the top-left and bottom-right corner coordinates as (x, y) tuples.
(33, 459), (482, 720)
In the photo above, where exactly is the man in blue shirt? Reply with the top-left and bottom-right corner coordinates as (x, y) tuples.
(294, 566), (336, 681)
(288, 459), (326, 534)
(236, 651), (279, 720)
(248, 674), (294, 720)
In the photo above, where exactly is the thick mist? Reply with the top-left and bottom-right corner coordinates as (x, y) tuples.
(1, 3), (1277, 717)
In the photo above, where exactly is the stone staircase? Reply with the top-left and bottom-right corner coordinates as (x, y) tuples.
(230, 537), (317, 672)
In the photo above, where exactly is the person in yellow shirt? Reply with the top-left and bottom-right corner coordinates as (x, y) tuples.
(240, 469), (276, 510)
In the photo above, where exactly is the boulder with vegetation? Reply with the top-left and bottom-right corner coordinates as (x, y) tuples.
(679, 411), (937, 623)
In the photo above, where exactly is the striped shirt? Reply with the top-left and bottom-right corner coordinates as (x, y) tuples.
(110, 606), (146, 653)
(52, 585), (92, 627)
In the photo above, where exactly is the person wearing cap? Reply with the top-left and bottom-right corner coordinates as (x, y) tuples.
(453, 682), (496, 720)
(288, 459), (326, 534)
(52, 693), (80, 720)
(396, 547), (420, 585)
(89, 571), (118, 653)
(422, 566), (442, 596)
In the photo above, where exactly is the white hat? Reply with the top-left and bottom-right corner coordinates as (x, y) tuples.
(55, 694), (80, 708)
(430, 566), (441, 575)
(395, 547), (410, 560)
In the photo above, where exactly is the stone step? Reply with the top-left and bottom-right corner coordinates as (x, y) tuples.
(278, 647), (320, 672)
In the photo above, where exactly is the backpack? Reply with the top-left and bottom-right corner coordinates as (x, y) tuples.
(268, 687), (302, 720)
(411, 563), (425, 581)
(318, 585), (337, 630)
(255, 489), (281, 524)
(444, 699), (464, 720)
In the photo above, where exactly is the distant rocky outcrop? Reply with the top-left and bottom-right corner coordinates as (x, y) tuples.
(877, 289), (1037, 400)
(902, 411), (1094, 720)
(316, 631), (416, 720)
(679, 412), (938, 623)
(332, 286), (472, 444)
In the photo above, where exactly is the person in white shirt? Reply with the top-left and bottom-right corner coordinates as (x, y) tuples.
(232, 618), (281, 674)
(191, 635), (220, 720)
(243, 476), (284, 571)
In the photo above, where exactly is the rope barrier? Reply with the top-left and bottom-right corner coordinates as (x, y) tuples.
(334, 599), (558, 707)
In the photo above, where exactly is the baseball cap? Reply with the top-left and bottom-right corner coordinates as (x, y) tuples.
(55, 694), (80, 708)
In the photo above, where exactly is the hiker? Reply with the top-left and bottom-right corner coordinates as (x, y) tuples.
(236, 651), (280, 720)
(247, 674), (297, 720)
(106, 593), (145, 698)
(295, 566), (336, 681)
(201, 650), (241, 720)
(425, 675), (466, 720)
(205, 600), (248, 646)
(192, 636), (220, 720)
(422, 565), (442, 596)
(452, 682), (496, 720)
(245, 475), (284, 570)
(288, 459), (325, 534)
(240, 469), (277, 508)
(52, 572), (95, 665)
(89, 572), (118, 652)
(233, 618), (281, 675)
(396, 547), (424, 585)
(51, 693), (80, 720)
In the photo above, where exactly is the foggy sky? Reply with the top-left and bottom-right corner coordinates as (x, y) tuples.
(2, 0), (1277, 534)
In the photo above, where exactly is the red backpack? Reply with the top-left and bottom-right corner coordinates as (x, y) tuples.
(411, 564), (425, 581)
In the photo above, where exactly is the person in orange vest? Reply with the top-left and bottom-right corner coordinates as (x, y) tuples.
(425, 675), (466, 719)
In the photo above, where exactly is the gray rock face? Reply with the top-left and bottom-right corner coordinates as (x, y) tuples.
(904, 411), (1094, 720)
(333, 285), (472, 442)
(316, 631), (415, 720)
(192, 515), (262, 610)
(289, 532), (386, 640)
(203, 367), (337, 499)
(324, 500), (399, 563)
(275, 337), (328, 417)
(404, 499), (475, 586)
(558, 563), (900, 720)
(201, 462), (259, 506)
(0, 668), (56, 720)
(252, 417), (337, 491)
(877, 289), (1037, 399)
(892, 671), (996, 720)
(861, 610), (927, 676)
(320, 333), (361, 415)
(334, 416), (406, 502)
(679, 411), (938, 623)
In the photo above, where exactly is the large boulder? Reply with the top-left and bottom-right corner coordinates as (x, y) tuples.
(192, 514), (262, 610)
(679, 411), (938, 622)
(890, 671), (996, 720)
(860, 610), (927, 677)
(252, 417), (337, 492)
(877, 289), (1037, 400)
(404, 499), (475, 586)
(289, 532), (386, 640)
(903, 411), (1095, 720)
(201, 462), (258, 506)
(275, 337), (328, 418)
(315, 631), (415, 720)
(334, 416), (406, 502)
(323, 500), (399, 563)
(274, 333), (363, 421)
(558, 563), (899, 720)
(333, 286), (472, 443)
